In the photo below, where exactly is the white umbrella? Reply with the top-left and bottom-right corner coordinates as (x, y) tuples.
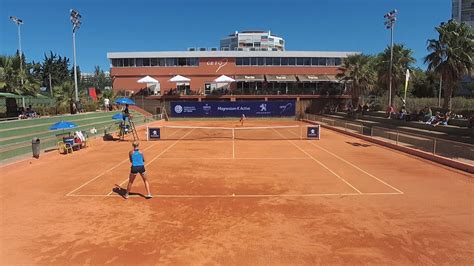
(169, 75), (191, 83)
(137, 76), (160, 95)
(214, 75), (235, 83)
(137, 75), (159, 83)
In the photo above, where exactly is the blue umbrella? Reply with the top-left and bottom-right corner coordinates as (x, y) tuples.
(112, 113), (124, 120)
(49, 121), (78, 130)
(115, 97), (135, 105)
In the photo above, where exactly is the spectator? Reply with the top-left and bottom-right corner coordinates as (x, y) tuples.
(386, 104), (396, 119)
(362, 103), (369, 115)
(398, 106), (407, 120)
(426, 111), (441, 125)
(423, 107), (432, 122)
(433, 110), (451, 127)
(104, 98), (110, 112)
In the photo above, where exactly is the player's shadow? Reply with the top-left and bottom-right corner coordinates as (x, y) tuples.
(346, 142), (371, 147)
(112, 184), (147, 199)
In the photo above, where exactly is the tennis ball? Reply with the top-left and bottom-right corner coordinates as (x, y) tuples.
(232, 193), (235, 197)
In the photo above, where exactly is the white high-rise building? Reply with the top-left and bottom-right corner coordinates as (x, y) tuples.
(220, 30), (285, 51)
(452, 0), (474, 27)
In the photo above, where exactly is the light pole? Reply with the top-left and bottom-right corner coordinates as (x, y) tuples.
(70, 9), (81, 103)
(384, 9), (397, 107)
(9, 16), (24, 87)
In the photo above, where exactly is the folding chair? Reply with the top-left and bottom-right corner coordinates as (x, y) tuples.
(58, 141), (73, 154)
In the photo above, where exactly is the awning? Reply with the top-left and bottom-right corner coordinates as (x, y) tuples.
(297, 74), (339, 82)
(234, 75), (265, 82)
(265, 75), (297, 82)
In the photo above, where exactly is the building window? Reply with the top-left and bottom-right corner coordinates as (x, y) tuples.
(250, 57), (258, 66)
(281, 57), (289, 66)
(318, 58), (327, 66)
(272, 57), (281, 66)
(158, 58), (166, 66)
(150, 58), (158, 66)
(178, 58), (187, 66)
(296, 57), (304, 65)
(303, 57), (311, 66)
(327, 58), (336, 66)
(236, 57), (243, 65)
(166, 58), (177, 66)
(136, 58), (143, 67)
(143, 58), (150, 67)
(335, 58), (342, 66)
(257, 57), (265, 66)
(254, 42), (261, 47)
(266, 57), (273, 66)
(288, 57), (296, 66)
(242, 57), (250, 66)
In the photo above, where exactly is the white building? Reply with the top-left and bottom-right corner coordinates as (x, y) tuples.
(220, 30), (285, 51)
(452, 0), (474, 27)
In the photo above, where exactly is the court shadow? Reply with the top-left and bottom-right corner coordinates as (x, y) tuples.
(346, 142), (371, 147)
(112, 184), (148, 199)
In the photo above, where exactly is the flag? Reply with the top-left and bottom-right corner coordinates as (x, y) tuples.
(404, 69), (410, 102)
(88, 87), (97, 101)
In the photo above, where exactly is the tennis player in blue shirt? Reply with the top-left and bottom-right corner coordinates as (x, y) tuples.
(124, 141), (152, 199)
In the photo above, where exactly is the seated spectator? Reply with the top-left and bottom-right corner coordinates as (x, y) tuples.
(386, 105), (396, 119)
(362, 103), (369, 115)
(433, 110), (451, 127)
(398, 106), (407, 120)
(426, 111), (442, 125)
(423, 107), (432, 122)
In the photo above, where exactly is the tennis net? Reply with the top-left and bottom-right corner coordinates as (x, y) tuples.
(153, 125), (316, 141)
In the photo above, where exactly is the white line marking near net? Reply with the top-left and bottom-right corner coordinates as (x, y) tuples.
(66, 128), (185, 196)
(306, 140), (404, 194)
(107, 128), (196, 196)
(66, 192), (403, 198)
(272, 128), (363, 194)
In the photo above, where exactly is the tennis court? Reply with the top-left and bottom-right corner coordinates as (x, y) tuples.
(1, 119), (472, 264)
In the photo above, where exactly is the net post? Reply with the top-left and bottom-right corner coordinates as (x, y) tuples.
(300, 125), (303, 140)
(146, 126), (149, 141)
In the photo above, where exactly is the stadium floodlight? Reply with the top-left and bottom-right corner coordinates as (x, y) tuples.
(9, 16), (24, 87)
(70, 9), (81, 102)
(384, 9), (397, 107)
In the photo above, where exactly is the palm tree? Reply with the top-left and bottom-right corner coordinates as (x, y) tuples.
(337, 54), (376, 106)
(425, 20), (473, 109)
(376, 44), (416, 104)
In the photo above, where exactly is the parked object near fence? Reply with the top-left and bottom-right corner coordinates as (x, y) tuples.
(171, 101), (296, 117)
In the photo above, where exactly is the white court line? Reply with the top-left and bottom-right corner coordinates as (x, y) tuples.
(305, 140), (404, 194)
(107, 128), (196, 196)
(156, 157), (309, 160)
(272, 128), (363, 194)
(66, 192), (402, 198)
(282, 127), (403, 194)
(66, 128), (185, 196)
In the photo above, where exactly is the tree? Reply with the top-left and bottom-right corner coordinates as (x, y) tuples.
(0, 54), (40, 95)
(376, 44), (416, 103)
(410, 69), (439, 98)
(336, 54), (376, 106)
(425, 20), (473, 109)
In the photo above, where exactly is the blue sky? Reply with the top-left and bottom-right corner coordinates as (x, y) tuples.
(0, 0), (450, 73)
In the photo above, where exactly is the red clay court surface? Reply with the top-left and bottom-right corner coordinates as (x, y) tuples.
(0, 119), (472, 264)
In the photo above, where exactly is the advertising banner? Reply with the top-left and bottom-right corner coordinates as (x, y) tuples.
(171, 101), (296, 117)
(147, 127), (160, 140)
(307, 126), (320, 139)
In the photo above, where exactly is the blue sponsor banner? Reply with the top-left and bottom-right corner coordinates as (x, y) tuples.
(171, 101), (296, 117)
(148, 127), (160, 140)
(307, 126), (320, 139)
